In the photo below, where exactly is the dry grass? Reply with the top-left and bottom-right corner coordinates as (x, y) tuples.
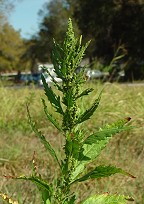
(0, 82), (144, 204)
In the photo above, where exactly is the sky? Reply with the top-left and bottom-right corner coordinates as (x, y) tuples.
(9, 0), (49, 39)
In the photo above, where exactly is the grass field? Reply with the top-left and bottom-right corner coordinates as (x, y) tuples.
(0, 82), (144, 204)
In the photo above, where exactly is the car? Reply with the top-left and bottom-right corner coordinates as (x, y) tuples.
(39, 72), (62, 86)
(86, 69), (103, 79)
(85, 69), (109, 80)
(20, 73), (41, 85)
(38, 63), (63, 86)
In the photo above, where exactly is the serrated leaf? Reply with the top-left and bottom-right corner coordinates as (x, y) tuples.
(16, 176), (52, 195)
(42, 98), (63, 132)
(70, 118), (131, 180)
(76, 88), (94, 99)
(76, 92), (102, 124)
(62, 89), (74, 108)
(82, 194), (134, 204)
(80, 118), (131, 161)
(41, 74), (64, 115)
(75, 165), (135, 182)
(27, 106), (61, 168)
(65, 139), (80, 160)
(52, 40), (65, 78)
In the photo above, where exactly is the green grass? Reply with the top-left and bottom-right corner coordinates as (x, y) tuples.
(0, 82), (143, 204)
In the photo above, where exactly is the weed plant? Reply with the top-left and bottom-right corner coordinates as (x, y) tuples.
(0, 19), (136, 204)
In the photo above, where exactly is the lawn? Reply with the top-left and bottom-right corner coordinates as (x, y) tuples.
(0, 82), (144, 204)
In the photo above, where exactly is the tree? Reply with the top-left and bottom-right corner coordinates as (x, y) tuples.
(68, 0), (116, 63)
(35, 0), (80, 62)
(111, 0), (144, 80)
(20, 38), (43, 73)
(0, 0), (15, 26)
(69, 0), (144, 80)
(22, 0), (80, 69)
(0, 23), (25, 72)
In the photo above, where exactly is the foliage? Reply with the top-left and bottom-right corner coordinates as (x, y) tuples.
(36, 0), (72, 62)
(68, 0), (144, 80)
(0, 84), (143, 204)
(26, 0), (80, 64)
(0, 0), (14, 25)
(81, 194), (134, 204)
(0, 19), (135, 204)
(24, 0), (144, 80)
(0, 22), (25, 72)
(20, 38), (41, 72)
(0, 1), (29, 72)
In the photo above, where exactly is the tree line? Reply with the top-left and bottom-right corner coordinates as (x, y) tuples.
(0, 0), (144, 81)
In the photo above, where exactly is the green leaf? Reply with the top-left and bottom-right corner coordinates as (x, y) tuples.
(42, 98), (63, 132)
(41, 190), (51, 204)
(27, 106), (61, 168)
(76, 88), (94, 99)
(80, 118), (131, 161)
(81, 194), (134, 204)
(16, 176), (53, 203)
(46, 199), (51, 204)
(41, 74), (64, 115)
(62, 89), (74, 108)
(52, 39), (66, 79)
(76, 92), (102, 124)
(65, 138), (80, 160)
(70, 118), (132, 180)
(16, 176), (52, 194)
(75, 165), (135, 182)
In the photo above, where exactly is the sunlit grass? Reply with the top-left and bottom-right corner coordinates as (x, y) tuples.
(0, 82), (143, 204)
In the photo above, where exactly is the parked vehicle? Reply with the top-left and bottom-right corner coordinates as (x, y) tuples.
(38, 64), (62, 86)
(39, 72), (62, 86)
(20, 73), (41, 85)
(84, 68), (109, 81)
(86, 69), (103, 79)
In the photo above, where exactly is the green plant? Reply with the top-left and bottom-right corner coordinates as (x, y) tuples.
(1, 19), (135, 204)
